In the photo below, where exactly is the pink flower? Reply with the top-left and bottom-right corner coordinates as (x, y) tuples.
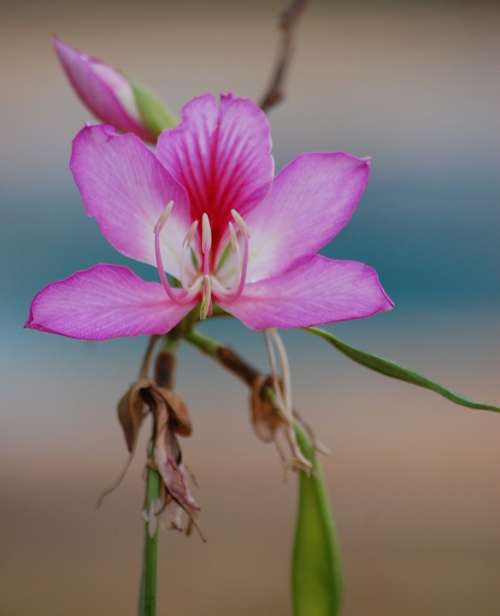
(53, 36), (155, 143)
(26, 93), (393, 340)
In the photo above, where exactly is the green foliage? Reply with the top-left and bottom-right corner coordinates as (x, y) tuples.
(305, 327), (500, 413)
(292, 427), (343, 616)
(131, 81), (177, 137)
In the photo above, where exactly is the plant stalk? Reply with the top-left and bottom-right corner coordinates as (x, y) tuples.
(138, 467), (161, 616)
(138, 335), (179, 616)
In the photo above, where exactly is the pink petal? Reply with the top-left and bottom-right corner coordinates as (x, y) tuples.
(53, 37), (152, 142)
(71, 124), (191, 280)
(25, 264), (195, 340)
(219, 255), (393, 330)
(244, 152), (371, 282)
(156, 93), (273, 251)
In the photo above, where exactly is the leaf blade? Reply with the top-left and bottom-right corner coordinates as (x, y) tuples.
(305, 327), (500, 413)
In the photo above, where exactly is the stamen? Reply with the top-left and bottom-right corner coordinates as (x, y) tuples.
(201, 213), (212, 280)
(212, 212), (250, 303)
(180, 221), (199, 289)
(270, 329), (293, 415)
(263, 329), (289, 422)
(183, 220), (199, 249)
(154, 202), (196, 306)
(230, 209), (250, 237)
(228, 222), (239, 254)
(201, 213), (212, 255)
(263, 329), (312, 472)
(199, 276), (213, 320)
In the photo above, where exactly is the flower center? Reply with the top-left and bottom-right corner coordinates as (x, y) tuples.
(154, 203), (250, 318)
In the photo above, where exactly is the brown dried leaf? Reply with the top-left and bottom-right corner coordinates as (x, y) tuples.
(155, 387), (192, 437)
(117, 379), (150, 453)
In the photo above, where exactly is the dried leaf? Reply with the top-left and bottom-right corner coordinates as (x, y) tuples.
(117, 379), (150, 453)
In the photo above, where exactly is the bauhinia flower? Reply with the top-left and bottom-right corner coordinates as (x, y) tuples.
(53, 36), (162, 143)
(25, 93), (393, 339)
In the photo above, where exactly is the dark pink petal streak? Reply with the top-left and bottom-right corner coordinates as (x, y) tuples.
(156, 93), (273, 253)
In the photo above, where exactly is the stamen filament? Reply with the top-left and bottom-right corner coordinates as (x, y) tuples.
(264, 328), (312, 472)
(154, 202), (196, 305)
(199, 276), (213, 319)
(270, 329), (293, 415)
(180, 221), (199, 288)
(183, 220), (199, 249)
(212, 210), (250, 303)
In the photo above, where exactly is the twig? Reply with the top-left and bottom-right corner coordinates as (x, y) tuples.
(259, 0), (309, 112)
(184, 329), (259, 387)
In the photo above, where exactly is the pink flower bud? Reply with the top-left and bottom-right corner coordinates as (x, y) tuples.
(53, 36), (155, 142)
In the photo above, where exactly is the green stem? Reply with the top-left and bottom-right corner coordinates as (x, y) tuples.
(138, 334), (179, 616)
(138, 466), (161, 616)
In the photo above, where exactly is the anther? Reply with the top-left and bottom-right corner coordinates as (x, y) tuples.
(201, 213), (212, 255)
(155, 201), (174, 234)
(231, 209), (250, 237)
(183, 220), (199, 249)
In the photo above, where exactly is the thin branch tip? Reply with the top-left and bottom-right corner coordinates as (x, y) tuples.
(259, 0), (309, 112)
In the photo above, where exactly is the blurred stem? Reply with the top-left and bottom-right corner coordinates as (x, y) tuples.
(184, 329), (259, 387)
(138, 334), (179, 616)
(138, 467), (161, 616)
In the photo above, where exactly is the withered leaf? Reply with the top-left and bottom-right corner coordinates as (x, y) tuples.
(117, 379), (150, 453)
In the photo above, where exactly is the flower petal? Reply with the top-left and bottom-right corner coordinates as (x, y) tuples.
(156, 93), (273, 250)
(53, 37), (152, 142)
(25, 264), (195, 340)
(219, 255), (393, 330)
(244, 152), (371, 282)
(71, 124), (191, 279)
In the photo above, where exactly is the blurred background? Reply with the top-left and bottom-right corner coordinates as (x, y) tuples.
(2, 0), (500, 614)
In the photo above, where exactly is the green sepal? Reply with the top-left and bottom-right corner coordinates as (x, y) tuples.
(292, 426), (343, 616)
(305, 327), (500, 413)
(131, 81), (177, 137)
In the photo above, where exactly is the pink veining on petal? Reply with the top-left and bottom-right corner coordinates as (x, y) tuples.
(244, 152), (371, 283)
(219, 254), (394, 330)
(70, 124), (191, 280)
(156, 93), (274, 256)
(25, 264), (195, 340)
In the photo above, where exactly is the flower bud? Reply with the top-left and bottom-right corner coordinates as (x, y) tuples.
(53, 37), (176, 143)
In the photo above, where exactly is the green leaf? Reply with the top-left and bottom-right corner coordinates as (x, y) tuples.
(131, 81), (177, 137)
(292, 426), (343, 616)
(305, 327), (500, 413)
